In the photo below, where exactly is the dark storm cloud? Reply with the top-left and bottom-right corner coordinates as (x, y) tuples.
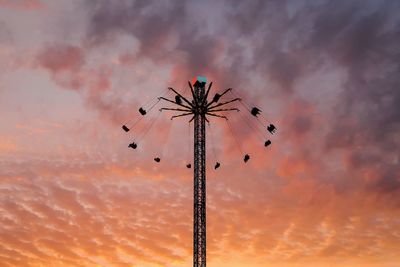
(85, 0), (223, 76)
(87, 0), (185, 55)
(322, 8), (400, 141)
(62, 0), (400, 195)
(226, 0), (400, 195)
(228, 0), (306, 93)
(0, 21), (12, 43)
(308, 2), (400, 196)
(301, 1), (400, 152)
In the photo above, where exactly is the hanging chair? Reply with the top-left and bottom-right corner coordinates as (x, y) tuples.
(175, 95), (182, 105)
(212, 93), (221, 103)
(267, 124), (276, 134)
(122, 125), (130, 132)
(128, 142), (137, 149)
(251, 107), (261, 117)
(139, 107), (147, 116)
(214, 162), (221, 169)
(264, 140), (271, 147)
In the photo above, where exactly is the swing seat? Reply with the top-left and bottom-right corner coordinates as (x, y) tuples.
(264, 140), (271, 147)
(251, 107), (261, 117)
(139, 107), (147, 116)
(267, 124), (276, 134)
(244, 154), (250, 163)
(214, 162), (220, 169)
(128, 142), (137, 149)
(154, 157), (161, 162)
(175, 95), (182, 105)
(212, 93), (221, 103)
(122, 125), (130, 132)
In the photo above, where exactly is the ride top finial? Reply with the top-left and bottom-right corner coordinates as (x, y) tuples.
(192, 76), (207, 86)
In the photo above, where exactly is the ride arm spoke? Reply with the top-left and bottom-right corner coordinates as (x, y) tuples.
(219, 88), (233, 98)
(205, 88), (232, 108)
(207, 108), (239, 113)
(206, 112), (228, 120)
(168, 87), (193, 107)
(160, 107), (192, 112)
(203, 82), (213, 105)
(158, 97), (192, 109)
(188, 81), (198, 106)
(171, 112), (193, 120)
(207, 98), (241, 110)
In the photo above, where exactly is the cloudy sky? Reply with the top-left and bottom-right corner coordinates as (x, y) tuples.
(0, 0), (399, 266)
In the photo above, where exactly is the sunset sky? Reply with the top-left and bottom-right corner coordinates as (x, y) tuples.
(0, 0), (399, 266)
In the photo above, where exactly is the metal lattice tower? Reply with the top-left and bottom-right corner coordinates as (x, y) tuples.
(123, 75), (276, 267)
(193, 80), (206, 266)
(158, 76), (240, 267)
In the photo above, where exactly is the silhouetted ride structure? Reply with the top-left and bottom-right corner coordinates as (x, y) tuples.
(122, 76), (277, 267)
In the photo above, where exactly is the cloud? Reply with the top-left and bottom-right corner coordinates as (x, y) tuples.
(2, 0), (400, 266)
(1, 146), (399, 266)
(0, 0), (45, 11)
(37, 45), (85, 74)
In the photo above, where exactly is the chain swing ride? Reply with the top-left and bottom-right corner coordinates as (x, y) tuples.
(121, 76), (277, 267)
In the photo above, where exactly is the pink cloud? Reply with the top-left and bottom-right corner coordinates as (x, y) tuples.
(0, 0), (44, 10)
